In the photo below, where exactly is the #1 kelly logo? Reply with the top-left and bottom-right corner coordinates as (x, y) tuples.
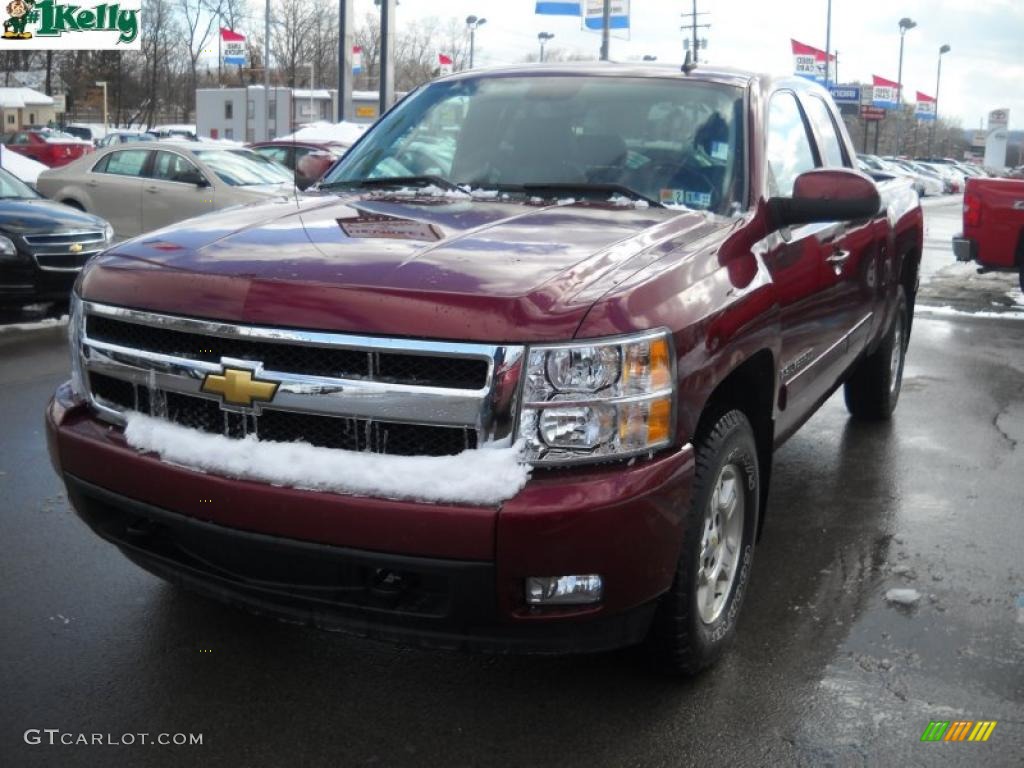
(1, 0), (140, 49)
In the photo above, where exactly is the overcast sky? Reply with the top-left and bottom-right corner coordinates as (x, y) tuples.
(351, 0), (1021, 131)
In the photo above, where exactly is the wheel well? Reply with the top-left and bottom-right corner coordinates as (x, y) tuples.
(61, 198), (85, 211)
(900, 247), (921, 335)
(695, 350), (776, 539)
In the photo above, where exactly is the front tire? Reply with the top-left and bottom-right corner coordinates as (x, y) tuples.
(646, 410), (759, 676)
(844, 286), (908, 420)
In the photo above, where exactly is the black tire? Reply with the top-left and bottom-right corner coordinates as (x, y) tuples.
(645, 410), (759, 676)
(1018, 266), (1023, 294)
(844, 286), (908, 420)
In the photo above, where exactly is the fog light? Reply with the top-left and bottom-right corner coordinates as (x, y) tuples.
(525, 574), (603, 605)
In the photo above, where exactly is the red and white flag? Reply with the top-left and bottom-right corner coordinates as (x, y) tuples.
(220, 28), (246, 66)
(791, 39), (834, 82)
(438, 53), (454, 75)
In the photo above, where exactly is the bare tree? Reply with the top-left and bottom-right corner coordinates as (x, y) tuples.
(180, 0), (223, 118)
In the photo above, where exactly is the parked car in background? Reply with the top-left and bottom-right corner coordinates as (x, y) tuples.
(35, 142), (295, 238)
(858, 154), (932, 196)
(1, 129), (95, 168)
(0, 165), (112, 306)
(248, 140), (347, 189)
(881, 157), (945, 196)
(62, 124), (100, 144)
(97, 131), (156, 148)
(913, 160), (964, 193)
(147, 125), (198, 141)
(954, 176), (1024, 290)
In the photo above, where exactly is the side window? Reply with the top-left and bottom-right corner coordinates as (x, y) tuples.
(100, 150), (150, 177)
(14, 133), (31, 145)
(803, 96), (847, 168)
(150, 151), (203, 183)
(256, 146), (291, 166)
(766, 92), (817, 197)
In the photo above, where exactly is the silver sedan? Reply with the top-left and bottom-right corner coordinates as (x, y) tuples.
(36, 142), (296, 238)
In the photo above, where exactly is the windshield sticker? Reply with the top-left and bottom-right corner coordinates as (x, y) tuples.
(660, 189), (712, 209)
(710, 141), (730, 161)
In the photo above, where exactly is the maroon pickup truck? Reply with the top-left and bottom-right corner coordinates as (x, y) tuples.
(46, 63), (923, 675)
(954, 176), (1024, 290)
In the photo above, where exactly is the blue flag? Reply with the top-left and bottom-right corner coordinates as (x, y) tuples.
(536, 2), (582, 15)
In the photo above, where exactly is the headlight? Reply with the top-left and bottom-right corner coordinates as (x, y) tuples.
(68, 293), (87, 398)
(518, 330), (675, 464)
(102, 222), (114, 242)
(0, 234), (17, 260)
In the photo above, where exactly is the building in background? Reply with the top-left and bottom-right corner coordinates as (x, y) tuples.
(197, 87), (385, 142)
(0, 88), (58, 130)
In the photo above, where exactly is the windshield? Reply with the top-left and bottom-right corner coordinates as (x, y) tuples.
(192, 149), (294, 186)
(0, 166), (39, 199)
(326, 75), (746, 214)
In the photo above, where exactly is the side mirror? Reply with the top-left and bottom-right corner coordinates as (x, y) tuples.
(177, 170), (209, 187)
(767, 168), (881, 229)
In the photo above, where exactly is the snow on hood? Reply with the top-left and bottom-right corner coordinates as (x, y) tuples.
(277, 121), (368, 146)
(0, 145), (47, 184)
(123, 412), (531, 506)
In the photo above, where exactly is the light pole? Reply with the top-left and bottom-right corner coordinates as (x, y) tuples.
(95, 81), (108, 135)
(824, 0), (832, 88)
(306, 62), (315, 123)
(537, 32), (554, 62)
(466, 15), (486, 70)
(893, 16), (917, 157)
(929, 44), (951, 157)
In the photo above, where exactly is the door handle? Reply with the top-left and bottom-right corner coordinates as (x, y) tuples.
(145, 186), (159, 194)
(826, 249), (850, 265)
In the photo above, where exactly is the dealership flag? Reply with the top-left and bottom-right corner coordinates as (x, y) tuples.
(438, 53), (454, 75)
(353, 46), (363, 74)
(791, 39), (834, 83)
(872, 75), (900, 109)
(915, 92), (936, 121)
(535, 2), (581, 14)
(220, 28), (246, 66)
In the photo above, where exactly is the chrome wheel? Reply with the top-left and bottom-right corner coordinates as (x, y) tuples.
(890, 313), (904, 395)
(697, 463), (745, 624)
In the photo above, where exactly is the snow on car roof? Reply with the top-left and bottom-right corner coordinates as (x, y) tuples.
(0, 144), (47, 184)
(276, 121), (368, 147)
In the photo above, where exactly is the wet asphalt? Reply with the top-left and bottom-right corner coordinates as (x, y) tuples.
(1, 199), (1022, 767)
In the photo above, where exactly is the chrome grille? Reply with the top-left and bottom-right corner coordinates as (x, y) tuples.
(79, 301), (524, 457)
(24, 230), (107, 272)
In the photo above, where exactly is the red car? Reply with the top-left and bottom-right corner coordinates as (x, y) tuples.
(954, 176), (1024, 290)
(47, 64), (923, 674)
(1, 129), (94, 168)
(248, 140), (346, 189)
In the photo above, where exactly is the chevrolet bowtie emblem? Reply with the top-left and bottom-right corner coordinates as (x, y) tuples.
(201, 367), (278, 408)
(69, 242), (83, 253)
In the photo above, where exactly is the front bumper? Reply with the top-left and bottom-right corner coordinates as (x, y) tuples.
(952, 235), (976, 263)
(47, 385), (695, 654)
(0, 254), (77, 304)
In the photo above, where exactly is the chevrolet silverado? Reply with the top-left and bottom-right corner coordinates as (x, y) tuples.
(46, 63), (923, 675)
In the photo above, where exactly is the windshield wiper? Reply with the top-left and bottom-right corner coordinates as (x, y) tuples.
(320, 176), (467, 193)
(518, 182), (663, 208)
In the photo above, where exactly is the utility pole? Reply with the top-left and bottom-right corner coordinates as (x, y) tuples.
(538, 32), (554, 63)
(893, 17), (917, 157)
(681, 3), (710, 65)
(264, 0), (270, 90)
(929, 44), (950, 156)
(824, 0), (832, 88)
(599, 0), (611, 61)
(380, 0), (395, 115)
(337, 0), (353, 121)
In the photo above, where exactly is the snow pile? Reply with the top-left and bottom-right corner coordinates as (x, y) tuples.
(123, 412), (531, 506)
(884, 588), (921, 605)
(608, 194), (650, 209)
(0, 145), (48, 184)
(277, 121), (368, 147)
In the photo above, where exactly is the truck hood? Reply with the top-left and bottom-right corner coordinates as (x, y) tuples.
(81, 192), (722, 342)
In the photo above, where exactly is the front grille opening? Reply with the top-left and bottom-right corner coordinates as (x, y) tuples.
(87, 372), (475, 457)
(86, 315), (489, 390)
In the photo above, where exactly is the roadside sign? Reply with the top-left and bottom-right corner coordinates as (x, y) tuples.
(860, 106), (886, 121)
(970, 130), (987, 148)
(52, 94), (66, 113)
(829, 85), (860, 105)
